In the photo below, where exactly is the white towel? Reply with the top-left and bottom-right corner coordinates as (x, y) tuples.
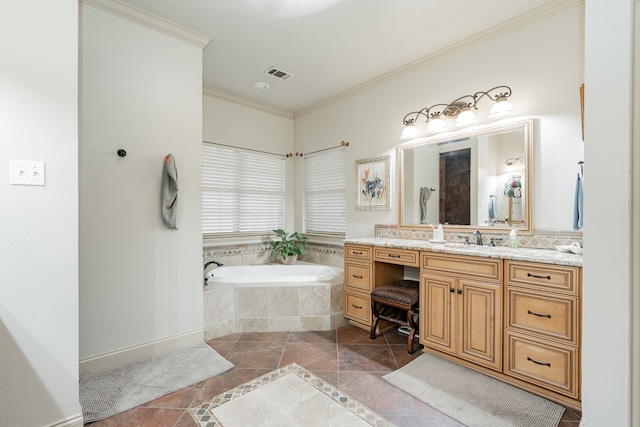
(161, 153), (178, 229)
(572, 175), (583, 230)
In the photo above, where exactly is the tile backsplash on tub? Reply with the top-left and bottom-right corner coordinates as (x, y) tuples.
(204, 242), (344, 267)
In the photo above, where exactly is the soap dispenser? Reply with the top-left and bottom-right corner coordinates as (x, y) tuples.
(508, 229), (518, 248)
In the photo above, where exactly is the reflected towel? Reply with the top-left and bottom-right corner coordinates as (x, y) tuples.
(489, 198), (498, 220)
(572, 175), (583, 230)
(162, 153), (178, 229)
(419, 187), (431, 224)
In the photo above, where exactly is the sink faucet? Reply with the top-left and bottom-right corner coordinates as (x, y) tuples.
(473, 230), (483, 246)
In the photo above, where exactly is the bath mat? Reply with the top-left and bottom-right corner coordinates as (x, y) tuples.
(189, 363), (395, 426)
(80, 343), (234, 423)
(382, 353), (565, 427)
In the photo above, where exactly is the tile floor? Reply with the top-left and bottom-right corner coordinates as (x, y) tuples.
(85, 325), (582, 426)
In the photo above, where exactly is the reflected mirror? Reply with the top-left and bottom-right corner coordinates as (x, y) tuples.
(399, 118), (533, 234)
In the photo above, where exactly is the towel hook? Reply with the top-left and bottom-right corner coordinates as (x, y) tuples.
(577, 160), (584, 178)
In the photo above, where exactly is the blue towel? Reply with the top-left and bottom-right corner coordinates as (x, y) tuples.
(489, 198), (498, 220)
(572, 175), (583, 230)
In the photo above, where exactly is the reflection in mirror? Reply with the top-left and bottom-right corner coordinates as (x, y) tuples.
(399, 118), (533, 234)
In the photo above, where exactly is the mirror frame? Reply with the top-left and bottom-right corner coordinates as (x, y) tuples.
(398, 118), (534, 235)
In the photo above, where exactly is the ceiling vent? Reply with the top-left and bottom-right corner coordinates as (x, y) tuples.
(264, 66), (295, 81)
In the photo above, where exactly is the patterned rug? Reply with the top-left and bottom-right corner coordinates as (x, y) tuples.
(189, 363), (395, 426)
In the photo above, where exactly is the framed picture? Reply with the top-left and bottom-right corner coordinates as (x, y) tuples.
(355, 155), (390, 210)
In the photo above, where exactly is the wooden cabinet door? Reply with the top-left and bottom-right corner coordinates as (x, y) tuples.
(420, 273), (456, 355)
(458, 279), (502, 371)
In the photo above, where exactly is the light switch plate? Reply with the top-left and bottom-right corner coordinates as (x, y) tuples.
(10, 160), (45, 186)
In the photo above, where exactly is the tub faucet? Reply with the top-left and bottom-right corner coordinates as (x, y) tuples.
(203, 261), (223, 287)
(473, 230), (483, 246)
(204, 260), (223, 271)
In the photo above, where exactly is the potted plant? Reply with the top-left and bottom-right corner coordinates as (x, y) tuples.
(269, 228), (309, 264)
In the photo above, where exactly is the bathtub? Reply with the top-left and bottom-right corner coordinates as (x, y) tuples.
(203, 262), (345, 339)
(206, 263), (337, 284)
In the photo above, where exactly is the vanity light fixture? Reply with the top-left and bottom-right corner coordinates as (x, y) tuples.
(504, 156), (522, 172)
(400, 85), (514, 139)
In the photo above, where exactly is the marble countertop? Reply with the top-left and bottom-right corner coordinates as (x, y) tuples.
(344, 237), (583, 267)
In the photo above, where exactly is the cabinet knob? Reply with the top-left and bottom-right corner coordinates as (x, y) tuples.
(457, 289), (463, 294)
(450, 287), (455, 293)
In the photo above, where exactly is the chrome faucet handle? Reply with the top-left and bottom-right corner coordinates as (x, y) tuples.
(458, 235), (470, 245)
(489, 237), (503, 247)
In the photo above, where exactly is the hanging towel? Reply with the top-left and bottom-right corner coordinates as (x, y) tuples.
(572, 175), (583, 230)
(489, 197), (498, 220)
(419, 187), (431, 224)
(161, 153), (178, 229)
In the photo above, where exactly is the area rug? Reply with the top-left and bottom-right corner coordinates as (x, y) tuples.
(189, 363), (395, 427)
(80, 343), (234, 423)
(382, 353), (565, 427)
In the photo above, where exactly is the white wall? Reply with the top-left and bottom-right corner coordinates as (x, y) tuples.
(294, 7), (585, 238)
(0, 1), (81, 426)
(79, 5), (204, 364)
(582, 0), (634, 426)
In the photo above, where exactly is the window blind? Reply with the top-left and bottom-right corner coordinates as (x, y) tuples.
(203, 143), (285, 235)
(304, 148), (346, 235)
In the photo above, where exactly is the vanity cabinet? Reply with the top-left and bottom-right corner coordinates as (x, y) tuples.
(343, 244), (418, 328)
(343, 244), (374, 324)
(504, 260), (581, 400)
(421, 252), (503, 371)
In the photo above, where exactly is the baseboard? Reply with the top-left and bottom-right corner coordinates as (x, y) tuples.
(79, 328), (204, 375)
(45, 414), (84, 427)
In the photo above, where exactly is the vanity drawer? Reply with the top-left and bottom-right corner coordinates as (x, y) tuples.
(506, 287), (579, 345)
(344, 244), (372, 262)
(505, 331), (579, 399)
(373, 247), (420, 266)
(345, 263), (372, 291)
(505, 261), (579, 295)
(422, 252), (502, 282)
(344, 290), (371, 325)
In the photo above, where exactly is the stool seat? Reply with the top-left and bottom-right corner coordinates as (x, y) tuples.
(370, 280), (420, 354)
(370, 280), (419, 306)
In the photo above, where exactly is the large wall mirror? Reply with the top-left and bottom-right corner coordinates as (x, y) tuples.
(399, 118), (533, 234)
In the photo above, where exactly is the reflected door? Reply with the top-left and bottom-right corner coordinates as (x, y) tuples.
(439, 148), (471, 225)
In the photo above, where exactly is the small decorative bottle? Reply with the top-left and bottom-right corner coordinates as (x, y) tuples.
(508, 229), (518, 248)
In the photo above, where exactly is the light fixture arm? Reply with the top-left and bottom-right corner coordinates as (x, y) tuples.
(400, 85), (514, 138)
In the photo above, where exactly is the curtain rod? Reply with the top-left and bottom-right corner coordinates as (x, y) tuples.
(203, 141), (287, 158)
(297, 140), (350, 157)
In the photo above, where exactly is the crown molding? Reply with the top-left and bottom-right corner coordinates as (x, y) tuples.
(81, 0), (211, 48)
(203, 86), (294, 119)
(294, 0), (584, 118)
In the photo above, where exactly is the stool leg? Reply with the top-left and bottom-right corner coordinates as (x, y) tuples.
(370, 300), (380, 340)
(406, 308), (416, 354)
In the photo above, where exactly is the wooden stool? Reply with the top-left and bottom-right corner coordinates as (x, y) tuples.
(370, 280), (419, 354)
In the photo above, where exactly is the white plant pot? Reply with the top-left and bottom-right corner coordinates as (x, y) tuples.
(281, 254), (297, 265)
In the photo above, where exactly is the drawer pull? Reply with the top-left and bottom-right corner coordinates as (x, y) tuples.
(353, 251), (363, 255)
(527, 356), (551, 367)
(388, 254), (401, 258)
(527, 272), (551, 280)
(351, 304), (363, 309)
(527, 309), (551, 319)
(352, 274), (363, 279)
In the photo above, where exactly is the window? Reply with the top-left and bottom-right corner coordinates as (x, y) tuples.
(202, 143), (285, 236)
(304, 148), (346, 235)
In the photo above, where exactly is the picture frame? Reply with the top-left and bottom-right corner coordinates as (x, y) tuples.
(355, 155), (390, 210)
